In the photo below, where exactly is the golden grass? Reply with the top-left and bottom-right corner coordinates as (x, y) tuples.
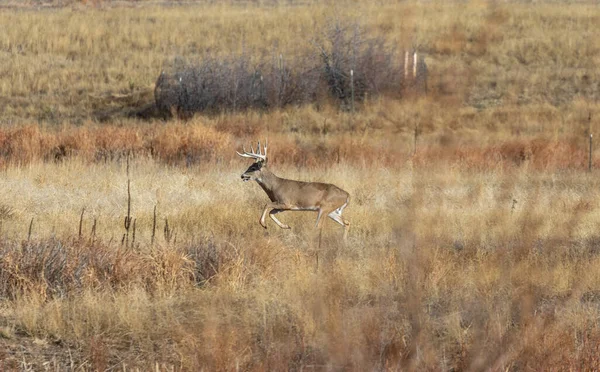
(0, 1), (598, 121)
(3, 151), (600, 369)
(1, 0), (600, 370)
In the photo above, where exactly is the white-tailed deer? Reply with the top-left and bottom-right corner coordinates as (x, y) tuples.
(237, 141), (350, 238)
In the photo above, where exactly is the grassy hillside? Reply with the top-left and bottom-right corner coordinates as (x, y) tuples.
(0, 1), (598, 122)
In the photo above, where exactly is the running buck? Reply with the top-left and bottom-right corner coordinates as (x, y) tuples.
(237, 141), (350, 238)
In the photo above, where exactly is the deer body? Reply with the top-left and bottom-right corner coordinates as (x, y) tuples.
(238, 141), (350, 238)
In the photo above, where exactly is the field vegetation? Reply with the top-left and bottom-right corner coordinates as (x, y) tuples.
(1, 0), (600, 370)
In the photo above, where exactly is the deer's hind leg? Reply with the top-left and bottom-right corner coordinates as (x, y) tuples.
(316, 205), (339, 229)
(315, 208), (326, 229)
(328, 210), (350, 240)
(328, 199), (350, 239)
(328, 211), (349, 226)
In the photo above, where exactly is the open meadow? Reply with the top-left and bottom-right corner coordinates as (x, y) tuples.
(1, 0), (600, 370)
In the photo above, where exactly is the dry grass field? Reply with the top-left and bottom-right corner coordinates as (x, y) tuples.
(1, 0), (600, 370)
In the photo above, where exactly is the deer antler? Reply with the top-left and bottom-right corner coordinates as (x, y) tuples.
(237, 140), (268, 162)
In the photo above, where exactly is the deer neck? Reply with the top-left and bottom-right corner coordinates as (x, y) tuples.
(255, 166), (281, 202)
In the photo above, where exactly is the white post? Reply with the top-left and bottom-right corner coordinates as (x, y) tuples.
(413, 51), (418, 79)
(350, 69), (355, 114)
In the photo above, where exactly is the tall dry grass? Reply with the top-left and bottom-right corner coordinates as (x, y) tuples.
(3, 148), (600, 369)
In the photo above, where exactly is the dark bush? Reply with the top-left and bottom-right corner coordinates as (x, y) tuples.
(155, 52), (323, 118)
(155, 21), (428, 118)
(313, 22), (406, 109)
(181, 238), (221, 285)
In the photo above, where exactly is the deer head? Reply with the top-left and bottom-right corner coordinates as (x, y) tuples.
(237, 140), (268, 182)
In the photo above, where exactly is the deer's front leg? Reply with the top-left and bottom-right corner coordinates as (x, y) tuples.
(270, 209), (290, 229)
(260, 202), (289, 229)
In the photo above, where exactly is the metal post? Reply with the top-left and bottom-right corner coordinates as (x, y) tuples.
(413, 124), (418, 156)
(350, 69), (355, 115)
(278, 54), (284, 108)
(589, 134), (593, 172)
(404, 51), (409, 79)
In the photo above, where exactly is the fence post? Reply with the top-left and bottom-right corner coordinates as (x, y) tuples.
(404, 51), (409, 79)
(413, 123), (419, 157)
(350, 69), (355, 115)
(589, 134), (593, 172)
(278, 54), (284, 108)
(413, 51), (417, 79)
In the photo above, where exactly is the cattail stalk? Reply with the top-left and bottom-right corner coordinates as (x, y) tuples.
(123, 154), (133, 247)
(164, 218), (172, 243)
(151, 205), (157, 246)
(91, 218), (97, 244)
(27, 218), (33, 241)
(78, 207), (85, 239)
